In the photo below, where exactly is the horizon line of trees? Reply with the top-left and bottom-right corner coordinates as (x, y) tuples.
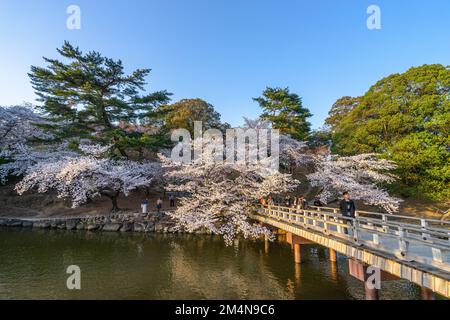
(1, 41), (448, 206)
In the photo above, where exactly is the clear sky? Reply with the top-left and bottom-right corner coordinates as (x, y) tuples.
(1, 0), (450, 128)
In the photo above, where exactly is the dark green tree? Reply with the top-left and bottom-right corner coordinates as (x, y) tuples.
(253, 87), (312, 141)
(326, 64), (450, 201)
(28, 41), (172, 158)
(325, 96), (360, 130)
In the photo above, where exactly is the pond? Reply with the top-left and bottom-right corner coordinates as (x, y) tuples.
(0, 228), (422, 299)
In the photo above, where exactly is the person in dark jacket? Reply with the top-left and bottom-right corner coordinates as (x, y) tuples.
(313, 196), (323, 207)
(339, 191), (355, 217)
(169, 194), (176, 207)
(285, 195), (292, 207)
(339, 191), (355, 235)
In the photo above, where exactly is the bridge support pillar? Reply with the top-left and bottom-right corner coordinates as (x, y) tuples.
(420, 287), (435, 300)
(294, 243), (302, 264)
(348, 259), (383, 300)
(294, 264), (302, 287)
(364, 284), (380, 300)
(329, 248), (337, 262)
(286, 232), (294, 250)
(264, 234), (269, 254)
(330, 260), (338, 282)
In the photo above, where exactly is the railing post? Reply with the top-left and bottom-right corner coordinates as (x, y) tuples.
(336, 219), (343, 234)
(431, 248), (443, 263)
(372, 233), (380, 245)
(352, 217), (359, 243)
(300, 211), (306, 224)
(398, 227), (409, 257)
(420, 219), (430, 241)
(323, 214), (329, 233)
(312, 212), (318, 228)
(382, 214), (388, 233)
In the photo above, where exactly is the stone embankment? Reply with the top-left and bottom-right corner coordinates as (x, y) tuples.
(0, 212), (207, 234)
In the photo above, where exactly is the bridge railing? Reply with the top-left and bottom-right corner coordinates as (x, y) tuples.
(258, 205), (450, 272)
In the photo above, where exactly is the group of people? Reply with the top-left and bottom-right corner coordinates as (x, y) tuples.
(260, 191), (356, 219)
(260, 194), (310, 210)
(141, 194), (177, 215)
(261, 191), (356, 235)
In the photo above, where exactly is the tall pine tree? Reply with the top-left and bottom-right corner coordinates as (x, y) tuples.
(253, 87), (312, 141)
(29, 41), (171, 158)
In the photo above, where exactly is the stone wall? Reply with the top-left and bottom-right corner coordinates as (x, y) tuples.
(0, 211), (209, 235)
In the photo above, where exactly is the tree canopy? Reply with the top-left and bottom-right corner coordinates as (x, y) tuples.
(253, 87), (312, 141)
(326, 64), (450, 201)
(28, 41), (172, 158)
(154, 98), (229, 136)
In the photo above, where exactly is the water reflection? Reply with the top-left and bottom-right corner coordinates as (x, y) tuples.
(330, 261), (338, 284)
(0, 228), (422, 300)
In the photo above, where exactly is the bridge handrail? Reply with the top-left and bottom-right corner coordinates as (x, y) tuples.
(262, 205), (450, 235)
(258, 204), (450, 271)
(307, 205), (450, 227)
(262, 203), (450, 230)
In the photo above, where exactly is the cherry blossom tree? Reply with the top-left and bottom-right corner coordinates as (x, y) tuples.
(0, 105), (161, 211)
(0, 105), (51, 147)
(243, 118), (401, 213)
(306, 153), (401, 213)
(160, 147), (297, 244)
(0, 105), (61, 184)
(0, 143), (77, 184)
(242, 117), (310, 168)
(15, 155), (161, 212)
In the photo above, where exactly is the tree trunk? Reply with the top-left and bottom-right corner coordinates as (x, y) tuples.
(101, 190), (121, 213)
(111, 195), (119, 213)
(116, 145), (129, 159)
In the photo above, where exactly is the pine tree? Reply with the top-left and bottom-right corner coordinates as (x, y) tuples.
(253, 87), (312, 141)
(29, 41), (172, 158)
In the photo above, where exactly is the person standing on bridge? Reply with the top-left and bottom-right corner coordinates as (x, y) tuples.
(285, 195), (292, 207)
(340, 191), (355, 234)
(313, 196), (323, 207)
(259, 197), (267, 207)
(298, 195), (308, 210)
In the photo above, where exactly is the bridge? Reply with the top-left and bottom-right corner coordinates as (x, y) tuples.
(252, 205), (450, 300)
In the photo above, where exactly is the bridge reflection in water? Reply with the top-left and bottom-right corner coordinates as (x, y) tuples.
(254, 205), (450, 300)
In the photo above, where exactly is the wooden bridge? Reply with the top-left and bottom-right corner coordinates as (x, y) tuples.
(252, 205), (450, 300)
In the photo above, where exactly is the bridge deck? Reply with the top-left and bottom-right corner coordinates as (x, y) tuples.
(253, 205), (450, 298)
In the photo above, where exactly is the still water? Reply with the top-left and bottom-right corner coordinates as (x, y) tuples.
(0, 227), (422, 300)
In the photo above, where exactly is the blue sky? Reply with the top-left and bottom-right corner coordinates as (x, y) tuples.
(1, 0), (450, 128)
